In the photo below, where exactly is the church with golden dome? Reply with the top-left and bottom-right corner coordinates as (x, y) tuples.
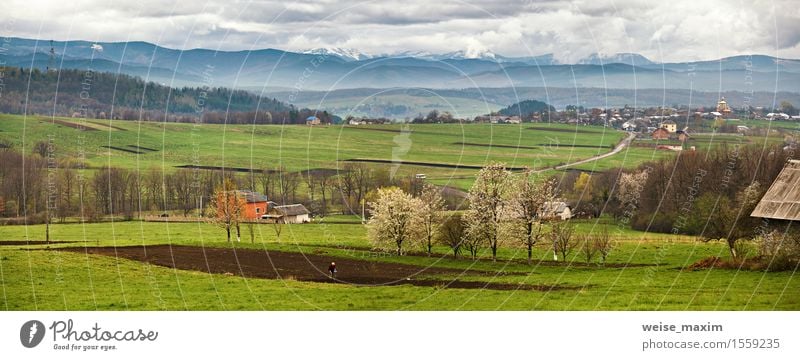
(716, 97), (732, 118)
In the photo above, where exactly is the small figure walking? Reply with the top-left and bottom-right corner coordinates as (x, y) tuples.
(328, 262), (337, 279)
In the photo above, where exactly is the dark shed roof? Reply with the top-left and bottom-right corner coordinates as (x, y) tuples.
(751, 160), (800, 221)
(238, 190), (268, 203)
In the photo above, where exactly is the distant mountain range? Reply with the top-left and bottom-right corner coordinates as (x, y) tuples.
(2, 37), (799, 94)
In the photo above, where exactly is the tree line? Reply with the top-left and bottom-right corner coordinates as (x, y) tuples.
(0, 66), (336, 125)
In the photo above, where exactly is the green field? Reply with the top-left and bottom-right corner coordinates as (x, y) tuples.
(0, 114), (630, 187)
(2, 114), (797, 311)
(0, 219), (797, 310)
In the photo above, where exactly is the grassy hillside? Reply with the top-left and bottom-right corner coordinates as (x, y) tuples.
(0, 114), (632, 187)
(0, 219), (797, 310)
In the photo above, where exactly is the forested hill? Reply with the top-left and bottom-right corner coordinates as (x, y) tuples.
(497, 99), (556, 117)
(0, 67), (335, 124)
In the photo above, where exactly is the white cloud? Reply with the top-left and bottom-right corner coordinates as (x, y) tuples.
(1, 0), (798, 61)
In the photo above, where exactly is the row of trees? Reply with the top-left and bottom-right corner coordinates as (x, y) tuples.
(0, 143), (455, 227)
(0, 66), (336, 125)
(367, 164), (614, 264)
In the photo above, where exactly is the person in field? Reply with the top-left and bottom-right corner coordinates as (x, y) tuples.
(328, 262), (337, 279)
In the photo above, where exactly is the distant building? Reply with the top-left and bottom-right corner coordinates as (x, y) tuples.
(676, 128), (691, 142)
(621, 121), (636, 131)
(651, 127), (670, 140)
(736, 125), (750, 133)
(716, 97), (732, 118)
(659, 120), (677, 133)
(273, 204), (311, 224)
(306, 116), (321, 126)
(542, 201), (572, 220)
(237, 190), (269, 219)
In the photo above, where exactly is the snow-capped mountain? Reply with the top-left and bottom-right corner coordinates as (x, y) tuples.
(301, 47), (374, 61)
(435, 49), (499, 61)
(577, 53), (654, 66)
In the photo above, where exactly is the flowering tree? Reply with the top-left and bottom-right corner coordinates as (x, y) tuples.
(616, 169), (649, 214)
(465, 162), (513, 261)
(209, 178), (246, 243)
(367, 187), (423, 255)
(509, 169), (558, 264)
(418, 183), (447, 255)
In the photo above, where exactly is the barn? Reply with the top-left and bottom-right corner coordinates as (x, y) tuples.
(264, 204), (311, 224)
(542, 201), (573, 220)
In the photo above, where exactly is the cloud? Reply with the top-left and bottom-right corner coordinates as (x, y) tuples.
(1, 0), (798, 61)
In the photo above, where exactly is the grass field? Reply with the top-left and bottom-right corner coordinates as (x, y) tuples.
(0, 114), (629, 185)
(0, 219), (797, 310)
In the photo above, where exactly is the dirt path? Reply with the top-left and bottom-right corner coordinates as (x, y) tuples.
(57, 245), (576, 291)
(551, 132), (636, 171)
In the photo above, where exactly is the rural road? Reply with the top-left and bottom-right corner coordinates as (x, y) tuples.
(437, 132), (637, 198)
(550, 131), (637, 171)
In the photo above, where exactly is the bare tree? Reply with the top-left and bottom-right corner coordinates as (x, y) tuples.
(245, 221), (256, 243)
(169, 169), (194, 216)
(578, 234), (597, 264)
(315, 171), (336, 216)
(594, 227), (613, 265)
(278, 168), (300, 204)
(551, 221), (576, 262)
(464, 162), (512, 261)
(367, 187), (423, 255)
(257, 168), (276, 200)
(418, 183), (446, 255)
(438, 213), (465, 258)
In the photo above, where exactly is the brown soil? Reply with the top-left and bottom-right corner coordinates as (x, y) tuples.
(56, 245), (578, 291)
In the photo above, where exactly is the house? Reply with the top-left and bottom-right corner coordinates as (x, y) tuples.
(306, 116), (321, 126)
(659, 120), (677, 133)
(237, 190), (269, 219)
(621, 121), (636, 131)
(736, 125), (750, 133)
(751, 159), (800, 223)
(267, 204), (311, 224)
(542, 201), (573, 220)
(651, 127), (670, 140)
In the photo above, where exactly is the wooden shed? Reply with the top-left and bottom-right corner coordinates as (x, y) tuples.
(751, 159), (800, 221)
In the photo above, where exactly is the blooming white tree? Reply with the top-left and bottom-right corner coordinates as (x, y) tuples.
(508, 169), (558, 264)
(464, 162), (513, 261)
(367, 187), (423, 255)
(418, 183), (447, 255)
(616, 169), (650, 213)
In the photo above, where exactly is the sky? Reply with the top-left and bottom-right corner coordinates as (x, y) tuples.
(2, 0), (800, 62)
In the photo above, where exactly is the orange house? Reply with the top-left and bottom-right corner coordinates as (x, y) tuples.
(237, 190), (269, 219)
